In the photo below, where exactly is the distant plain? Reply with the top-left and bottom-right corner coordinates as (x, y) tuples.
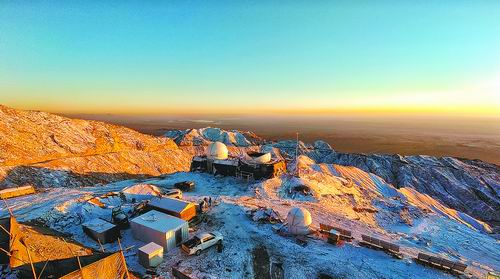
(66, 114), (500, 165)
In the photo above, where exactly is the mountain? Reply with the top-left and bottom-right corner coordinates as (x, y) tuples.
(165, 127), (500, 235)
(1, 106), (498, 232)
(0, 105), (192, 188)
(318, 152), (500, 233)
(283, 141), (500, 235)
(164, 127), (265, 146)
(1, 107), (498, 277)
(279, 155), (492, 233)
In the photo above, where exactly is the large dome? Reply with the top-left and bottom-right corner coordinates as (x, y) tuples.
(206, 141), (229, 160)
(287, 207), (312, 235)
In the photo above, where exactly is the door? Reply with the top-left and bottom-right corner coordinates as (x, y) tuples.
(175, 228), (183, 245)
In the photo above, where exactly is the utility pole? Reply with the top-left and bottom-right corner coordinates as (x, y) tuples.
(295, 132), (299, 177)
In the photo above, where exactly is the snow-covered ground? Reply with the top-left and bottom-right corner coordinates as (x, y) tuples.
(1, 169), (499, 278)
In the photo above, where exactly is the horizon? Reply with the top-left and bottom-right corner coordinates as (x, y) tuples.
(1, 1), (500, 117)
(61, 106), (500, 165)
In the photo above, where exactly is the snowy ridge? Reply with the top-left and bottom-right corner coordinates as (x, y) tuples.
(319, 152), (500, 235)
(297, 156), (492, 233)
(164, 127), (265, 147)
(0, 105), (192, 188)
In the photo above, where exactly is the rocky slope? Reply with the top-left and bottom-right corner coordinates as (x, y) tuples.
(317, 152), (500, 234)
(0, 105), (192, 188)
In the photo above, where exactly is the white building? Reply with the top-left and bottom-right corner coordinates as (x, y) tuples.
(206, 141), (228, 160)
(131, 210), (189, 251)
(138, 242), (164, 268)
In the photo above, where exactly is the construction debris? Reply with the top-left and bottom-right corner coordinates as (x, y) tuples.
(111, 207), (130, 229)
(250, 207), (282, 224)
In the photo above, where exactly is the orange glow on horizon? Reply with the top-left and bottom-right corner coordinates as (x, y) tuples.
(37, 104), (498, 118)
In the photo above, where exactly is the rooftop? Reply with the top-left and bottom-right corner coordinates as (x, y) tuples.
(82, 218), (116, 233)
(131, 210), (186, 233)
(149, 197), (194, 213)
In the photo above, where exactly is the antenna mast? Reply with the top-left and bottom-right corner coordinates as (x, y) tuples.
(295, 132), (299, 177)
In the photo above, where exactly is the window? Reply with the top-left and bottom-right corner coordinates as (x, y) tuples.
(203, 235), (215, 242)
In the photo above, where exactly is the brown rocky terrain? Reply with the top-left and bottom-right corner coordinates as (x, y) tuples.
(0, 105), (192, 188)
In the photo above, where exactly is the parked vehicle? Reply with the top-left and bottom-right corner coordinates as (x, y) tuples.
(175, 181), (195, 192)
(181, 232), (223, 256)
(163, 188), (182, 199)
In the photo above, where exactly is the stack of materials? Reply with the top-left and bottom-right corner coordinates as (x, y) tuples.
(416, 252), (467, 274)
(360, 234), (402, 258)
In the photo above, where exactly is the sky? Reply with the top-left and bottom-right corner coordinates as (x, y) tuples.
(0, 1), (499, 116)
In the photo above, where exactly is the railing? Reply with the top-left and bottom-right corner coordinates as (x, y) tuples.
(417, 253), (467, 273)
(361, 235), (399, 253)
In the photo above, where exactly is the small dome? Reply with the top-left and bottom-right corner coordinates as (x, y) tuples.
(248, 152), (271, 164)
(121, 184), (162, 202)
(206, 141), (228, 160)
(287, 207), (312, 235)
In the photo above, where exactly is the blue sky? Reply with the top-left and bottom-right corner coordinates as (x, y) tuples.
(1, 1), (499, 115)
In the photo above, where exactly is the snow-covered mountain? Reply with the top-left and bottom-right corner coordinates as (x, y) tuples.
(319, 152), (500, 234)
(164, 127), (265, 146)
(275, 140), (499, 235)
(2, 107), (497, 234)
(0, 105), (192, 188)
(1, 109), (499, 278)
(166, 127), (500, 235)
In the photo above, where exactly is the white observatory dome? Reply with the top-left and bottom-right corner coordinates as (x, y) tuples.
(287, 207), (312, 235)
(248, 152), (272, 164)
(206, 142), (229, 160)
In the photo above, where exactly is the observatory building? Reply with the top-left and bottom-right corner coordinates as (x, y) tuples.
(206, 141), (229, 160)
(287, 207), (312, 235)
(190, 142), (286, 180)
